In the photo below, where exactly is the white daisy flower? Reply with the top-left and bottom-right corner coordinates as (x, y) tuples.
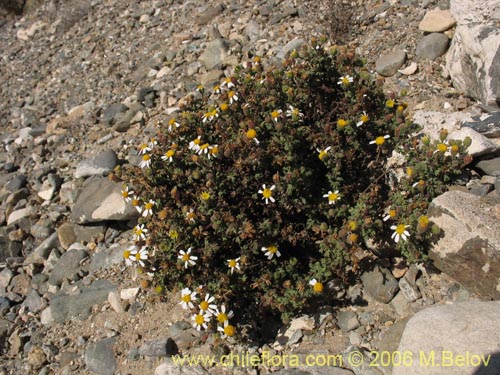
(356, 111), (369, 127)
(261, 245), (281, 260)
(228, 90), (238, 104)
(215, 304), (234, 324)
(285, 105), (304, 120)
(338, 75), (353, 86)
(258, 184), (276, 204)
(122, 246), (137, 266)
(186, 208), (196, 223)
(221, 77), (235, 89)
(192, 311), (211, 331)
(142, 199), (155, 217)
(178, 247), (198, 268)
(132, 224), (148, 241)
(271, 109), (283, 122)
(139, 154), (152, 169)
(391, 224), (410, 243)
(189, 136), (202, 151)
(179, 287), (197, 310)
(369, 135), (390, 145)
(161, 149), (175, 162)
(323, 190), (340, 205)
(199, 293), (217, 315)
(138, 143), (151, 155)
(227, 258), (241, 274)
(121, 186), (134, 202)
(167, 118), (180, 132)
(218, 321), (236, 338)
(317, 146), (331, 161)
(130, 246), (148, 267)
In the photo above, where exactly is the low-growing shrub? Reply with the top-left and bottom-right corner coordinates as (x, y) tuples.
(117, 39), (469, 338)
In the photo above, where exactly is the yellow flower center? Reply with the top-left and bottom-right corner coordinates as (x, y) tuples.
(195, 314), (205, 325)
(292, 108), (299, 116)
(337, 119), (347, 128)
(361, 114), (369, 123)
(389, 209), (396, 218)
(228, 259), (237, 268)
(122, 190), (129, 198)
(145, 202), (153, 210)
(214, 85), (220, 92)
(193, 138), (201, 145)
(349, 233), (358, 243)
(313, 281), (324, 293)
(246, 129), (257, 139)
(271, 110), (280, 119)
(182, 294), (191, 303)
(397, 105), (404, 112)
(406, 167), (414, 177)
(328, 192), (338, 201)
(228, 90), (236, 99)
(140, 144), (148, 151)
(318, 150), (327, 160)
(395, 224), (407, 235)
(187, 212), (195, 220)
(225, 77), (232, 84)
(268, 245), (278, 254)
(135, 228), (143, 236)
(451, 144), (459, 154)
(142, 154), (150, 161)
(182, 253), (190, 262)
(210, 146), (218, 155)
(342, 76), (350, 84)
(135, 253), (142, 261)
(169, 118), (176, 126)
(166, 150), (175, 157)
(262, 188), (272, 198)
(200, 301), (209, 311)
(437, 143), (448, 153)
(220, 103), (229, 112)
(199, 143), (209, 150)
(224, 324), (235, 337)
(123, 250), (131, 259)
(217, 312), (228, 323)
(169, 230), (178, 240)
(386, 99), (395, 108)
(131, 198), (140, 206)
(200, 192), (210, 200)
(375, 136), (386, 145)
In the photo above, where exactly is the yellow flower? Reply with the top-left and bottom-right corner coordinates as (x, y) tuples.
(356, 111), (369, 127)
(271, 109), (283, 123)
(261, 245), (281, 260)
(348, 221), (357, 231)
(317, 146), (331, 161)
(337, 118), (348, 128)
(200, 191), (210, 201)
(369, 135), (390, 146)
(309, 279), (324, 293)
(406, 167), (414, 178)
(258, 184), (275, 204)
(220, 103), (229, 112)
(418, 215), (429, 229)
(390, 223), (410, 243)
(383, 209), (397, 222)
(349, 233), (358, 244)
(168, 229), (178, 240)
(386, 99), (395, 108)
(323, 190), (340, 205)
(246, 128), (259, 144)
(436, 143), (448, 153)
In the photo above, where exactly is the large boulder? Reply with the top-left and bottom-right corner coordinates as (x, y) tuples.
(428, 190), (500, 299)
(446, 0), (500, 107)
(394, 301), (500, 375)
(71, 177), (139, 224)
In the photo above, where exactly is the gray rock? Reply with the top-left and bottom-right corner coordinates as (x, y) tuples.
(343, 345), (384, 375)
(0, 268), (13, 289)
(394, 301), (500, 375)
(361, 266), (399, 303)
(167, 321), (198, 351)
(245, 19), (260, 41)
(74, 150), (118, 179)
(429, 190), (500, 299)
(277, 38), (306, 60)
(58, 222), (106, 250)
(399, 265), (421, 302)
(337, 310), (360, 333)
(48, 246), (88, 286)
(71, 177), (139, 224)
(0, 237), (22, 262)
(101, 103), (128, 126)
(5, 174), (27, 192)
(6, 207), (29, 226)
(446, 23), (500, 107)
(50, 280), (116, 323)
(23, 289), (45, 313)
(419, 9), (456, 32)
(57, 222), (77, 250)
(195, 4), (224, 25)
(138, 338), (178, 357)
(375, 50), (406, 77)
(462, 112), (500, 138)
(476, 158), (500, 176)
(112, 103), (144, 132)
(85, 338), (117, 375)
(390, 291), (412, 317)
(25, 232), (59, 264)
(469, 183), (493, 196)
(450, 0), (498, 25)
(199, 38), (230, 71)
(89, 244), (123, 273)
(416, 33), (450, 60)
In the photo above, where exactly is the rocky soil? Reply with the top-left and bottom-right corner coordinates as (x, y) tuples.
(0, 0), (499, 375)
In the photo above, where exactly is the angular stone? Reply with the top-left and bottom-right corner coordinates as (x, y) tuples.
(476, 158), (500, 177)
(336, 310), (360, 333)
(419, 9), (456, 32)
(139, 338), (178, 357)
(23, 289), (45, 313)
(85, 338), (117, 375)
(429, 190), (500, 299)
(71, 177), (139, 224)
(450, 0), (498, 25)
(416, 33), (450, 60)
(74, 150), (118, 179)
(361, 265), (399, 303)
(394, 301), (500, 375)
(462, 112), (500, 138)
(50, 280), (116, 323)
(48, 246), (89, 286)
(376, 50), (406, 77)
(57, 222), (77, 250)
(107, 291), (125, 313)
(7, 208), (29, 226)
(101, 103), (128, 126)
(0, 268), (13, 289)
(195, 4), (224, 26)
(25, 232), (59, 264)
(446, 24), (500, 107)
(199, 39), (230, 71)
(277, 38), (306, 60)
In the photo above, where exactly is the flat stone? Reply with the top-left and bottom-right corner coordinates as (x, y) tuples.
(48, 246), (88, 286)
(89, 244), (123, 273)
(74, 149), (118, 178)
(101, 103), (128, 126)
(138, 338), (178, 357)
(361, 265), (399, 303)
(50, 280), (116, 323)
(394, 301), (500, 375)
(0, 268), (13, 289)
(85, 338), (117, 375)
(71, 177), (139, 224)
(416, 33), (450, 60)
(277, 38), (306, 60)
(25, 232), (59, 264)
(199, 38), (230, 71)
(195, 4), (224, 25)
(336, 310), (360, 333)
(390, 291), (412, 317)
(476, 158), (500, 177)
(462, 112), (500, 138)
(7, 208), (29, 226)
(419, 8), (456, 32)
(429, 190), (500, 299)
(375, 50), (406, 77)
(107, 291), (125, 313)
(120, 287), (140, 300)
(23, 289), (45, 313)
(57, 222), (77, 250)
